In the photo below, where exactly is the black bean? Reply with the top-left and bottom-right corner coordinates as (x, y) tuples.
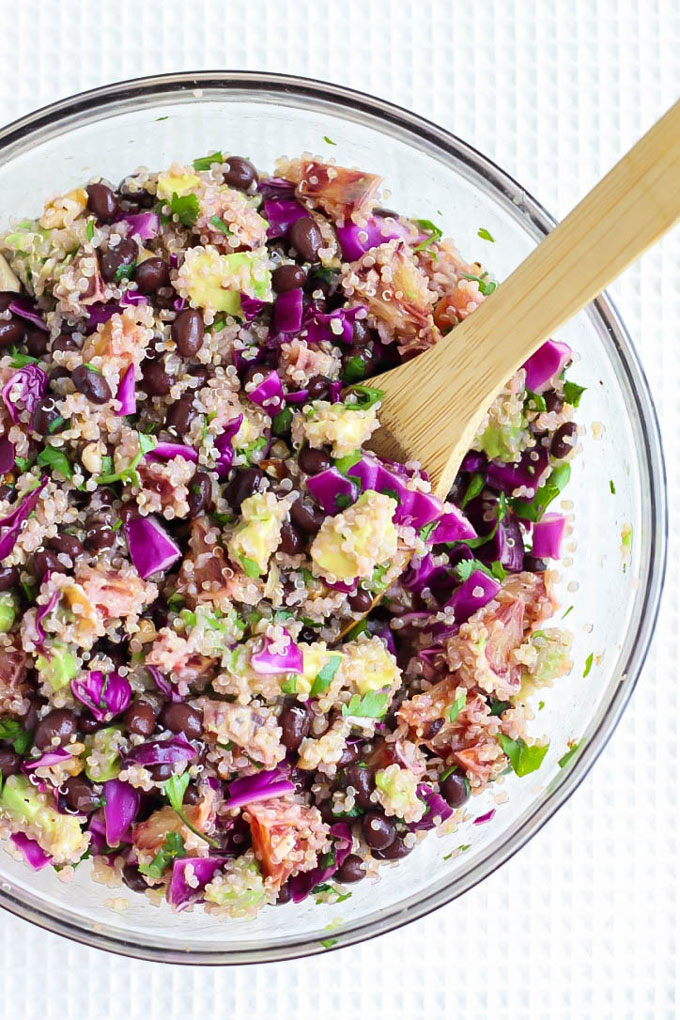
(0, 293), (14, 312)
(118, 178), (155, 209)
(141, 357), (173, 396)
(224, 467), (264, 510)
(290, 497), (325, 535)
(272, 263), (307, 293)
(279, 520), (305, 555)
(48, 534), (83, 559)
(298, 444), (332, 475)
(51, 332), (79, 354)
(33, 547), (61, 581)
(72, 364), (112, 405)
(86, 183), (120, 223)
(345, 764), (375, 810)
(118, 501), (138, 526)
(349, 317), (373, 346)
(0, 566), (18, 592)
(124, 700), (157, 738)
(34, 709), (78, 750)
(306, 375), (332, 400)
(0, 748), (21, 777)
(171, 308), (204, 358)
(187, 364), (211, 386)
(0, 317), (24, 348)
(159, 702), (203, 740)
(362, 811), (396, 850)
(372, 836), (413, 860)
(84, 517), (114, 553)
(336, 853), (366, 883)
(100, 237), (138, 284)
(61, 774), (101, 813)
(78, 713), (100, 734)
(551, 422), (577, 459)
(0, 484), (14, 502)
(336, 741), (362, 769)
(289, 217), (322, 261)
(348, 588), (373, 614)
(19, 695), (41, 733)
(279, 701), (311, 752)
(275, 883), (292, 905)
(122, 863), (149, 893)
(543, 390), (564, 413)
(31, 396), (65, 436)
(25, 327), (49, 358)
(187, 471), (212, 519)
(133, 257), (170, 294)
(440, 771), (470, 808)
(222, 156), (257, 192)
(149, 762), (174, 782)
(524, 555), (548, 573)
(165, 393), (196, 436)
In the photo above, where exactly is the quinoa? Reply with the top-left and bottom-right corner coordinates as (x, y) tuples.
(0, 150), (583, 916)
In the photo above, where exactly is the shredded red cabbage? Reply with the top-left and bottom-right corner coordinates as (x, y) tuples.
(166, 856), (229, 910)
(147, 664), (184, 703)
(223, 767), (295, 812)
(305, 468), (359, 515)
(288, 822), (352, 902)
(263, 198), (307, 239)
(145, 442), (199, 464)
(285, 388), (309, 405)
(0, 437), (15, 474)
(273, 287), (303, 333)
(477, 511), (525, 572)
(432, 504), (476, 542)
(474, 808), (496, 825)
(86, 303), (121, 329)
(303, 305), (369, 346)
(531, 512), (566, 559)
(71, 670), (131, 722)
(8, 297), (49, 332)
(523, 339), (572, 393)
(2, 364), (48, 423)
(0, 477), (47, 560)
(239, 294), (268, 321)
(336, 215), (406, 261)
(249, 631), (303, 675)
(117, 212), (160, 240)
(115, 363), (136, 417)
(103, 779), (140, 845)
(486, 447), (550, 499)
(124, 515), (181, 579)
(409, 784), (454, 831)
(21, 747), (72, 773)
(124, 735), (197, 766)
(347, 454), (444, 529)
(246, 370), (284, 415)
(445, 569), (500, 622)
(10, 832), (52, 869)
(258, 177), (295, 199)
(214, 414), (243, 477)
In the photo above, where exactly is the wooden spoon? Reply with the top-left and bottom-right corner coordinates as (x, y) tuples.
(368, 99), (680, 498)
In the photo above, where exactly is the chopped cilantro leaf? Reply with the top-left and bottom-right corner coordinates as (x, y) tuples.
(323, 136), (337, 146)
(367, 563), (389, 594)
(342, 384), (384, 411)
(320, 938), (338, 949)
(525, 389), (547, 412)
(280, 676), (297, 695)
(310, 655), (342, 698)
(511, 464), (570, 522)
(413, 218), (444, 252)
(563, 380), (586, 407)
(86, 218), (95, 241)
(538, 700), (545, 711)
(114, 260), (137, 284)
(497, 734), (549, 777)
(37, 446), (73, 480)
(10, 349), (39, 368)
(343, 618), (369, 642)
(47, 415), (66, 435)
(558, 740), (582, 768)
(163, 774), (219, 848)
(272, 407), (293, 436)
(167, 591), (184, 611)
(138, 831), (186, 879)
(0, 718), (33, 754)
(490, 561), (507, 581)
(334, 493), (353, 510)
(477, 227), (495, 242)
(238, 555), (261, 579)
(488, 698), (511, 717)
(460, 272), (497, 296)
(168, 192), (200, 228)
(583, 652), (594, 677)
(341, 690), (390, 719)
(209, 214), (231, 236)
(448, 692), (466, 723)
(609, 479), (616, 495)
(418, 520), (439, 543)
(561, 605), (574, 619)
(461, 471), (485, 508)
(192, 151), (223, 171)
(341, 354), (367, 385)
(14, 456), (31, 473)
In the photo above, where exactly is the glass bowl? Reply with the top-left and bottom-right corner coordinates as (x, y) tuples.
(0, 71), (666, 964)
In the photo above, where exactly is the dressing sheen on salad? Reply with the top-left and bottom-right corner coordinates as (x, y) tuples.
(0, 150), (581, 917)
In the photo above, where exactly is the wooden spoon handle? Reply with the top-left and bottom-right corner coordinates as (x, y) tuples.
(372, 100), (680, 497)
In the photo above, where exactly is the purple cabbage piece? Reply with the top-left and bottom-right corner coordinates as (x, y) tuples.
(103, 779), (140, 845)
(273, 287), (303, 333)
(431, 504), (476, 543)
(169, 253), (180, 269)
(305, 468), (359, 515)
(116, 363), (136, 416)
(303, 305), (369, 346)
(86, 303), (121, 329)
(173, 296), (187, 311)
(475, 511), (525, 572)
(531, 512), (566, 559)
(409, 784), (454, 831)
(288, 822), (352, 903)
(71, 670), (131, 723)
(486, 446), (550, 499)
(124, 735), (197, 767)
(117, 212), (160, 240)
(263, 198), (307, 239)
(401, 553), (438, 591)
(0, 437), (15, 474)
(10, 832), (52, 870)
(323, 577), (357, 594)
(124, 515), (181, 579)
(258, 177), (295, 199)
(2, 364), (48, 424)
(336, 215), (406, 262)
(329, 380), (342, 403)
(145, 442), (198, 464)
(445, 569), (500, 623)
(474, 808), (496, 825)
(119, 292), (148, 308)
(285, 388), (309, 405)
(147, 664), (183, 703)
(522, 339), (572, 393)
(460, 451), (487, 474)
(375, 626), (397, 657)
(246, 369), (284, 416)
(346, 454), (444, 529)
(0, 476), (47, 560)
(166, 856), (229, 910)
(240, 294), (268, 321)
(214, 413), (243, 477)
(249, 631), (303, 675)
(21, 747), (72, 773)
(223, 766), (295, 812)
(8, 297), (48, 332)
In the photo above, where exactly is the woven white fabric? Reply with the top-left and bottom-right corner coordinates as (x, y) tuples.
(0, 1), (678, 1016)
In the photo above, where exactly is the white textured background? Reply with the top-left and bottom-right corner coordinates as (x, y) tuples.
(1, 1), (678, 1016)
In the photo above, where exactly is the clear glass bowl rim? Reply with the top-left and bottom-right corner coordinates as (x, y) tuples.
(0, 70), (667, 965)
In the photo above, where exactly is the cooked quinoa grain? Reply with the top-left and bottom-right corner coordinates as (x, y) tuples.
(0, 151), (581, 915)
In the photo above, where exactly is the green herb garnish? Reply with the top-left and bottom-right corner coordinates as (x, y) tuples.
(209, 214), (231, 236)
(334, 451), (362, 476)
(138, 831), (186, 879)
(460, 272), (497, 296)
(609, 480), (616, 494)
(280, 676), (297, 695)
(192, 151), (223, 171)
(558, 740), (582, 768)
(168, 192), (200, 228)
(0, 718), (33, 755)
(341, 355), (367, 385)
(342, 384), (385, 411)
(448, 692), (466, 724)
(238, 555), (261, 579)
(477, 227), (495, 242)
(511, 464), (570, 522)
(9, 349), (39, 368)
(272, 406), (294, 437)
(497, 734), (549, 777)
(310, 655), (342, 698)
(341, 690), (390, 719)
(563, 380), (586, 407)
(163, 774), (220, 848)
(418, 521), (439, 543)
(323, 136), (337, 146)
(37, 446), (73, 480)
(488, 698), (511, 717)
(86, 218), (95, 241)
(525, 389), (547, 412)
(461, 471), (484, 508)
(413, 218), (444, 252)
(114, 260), (137, 284)
(583, 652), (594, 678)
